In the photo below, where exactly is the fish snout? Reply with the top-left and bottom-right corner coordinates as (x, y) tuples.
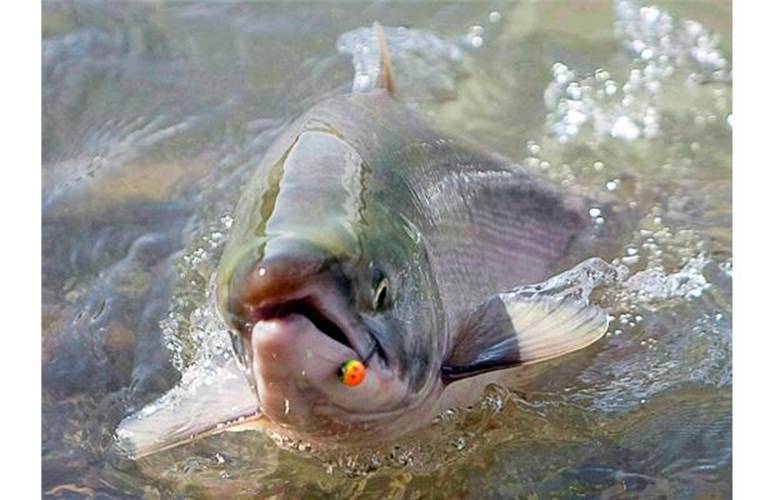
(222, 237), (366, 383)
(226, 238), (339, 331)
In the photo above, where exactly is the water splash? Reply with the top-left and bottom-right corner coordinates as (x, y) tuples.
(623, 254), (710, 303)
(161, 215), (232, 371)
(544, 0), (731, 143)
(503, 257), (627, 305)
(614, 0), (731, 81)
(336, 25), (465, 101)
(544, 62), (661, 143)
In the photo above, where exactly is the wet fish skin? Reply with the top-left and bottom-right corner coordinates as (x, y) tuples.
(119, 26), (607, 454)
(212, 87), (587, 441)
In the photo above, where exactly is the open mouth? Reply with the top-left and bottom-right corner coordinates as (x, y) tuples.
(248, 296), (355, 351)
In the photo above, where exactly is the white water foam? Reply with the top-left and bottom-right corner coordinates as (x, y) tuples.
(623, 253), (710, 303)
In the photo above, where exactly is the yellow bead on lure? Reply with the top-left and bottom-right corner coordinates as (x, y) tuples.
(339, 359), (366, 387)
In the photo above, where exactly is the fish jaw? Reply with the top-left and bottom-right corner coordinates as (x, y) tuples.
(247, 313), (414, 440)
(248, 314), (353, 426)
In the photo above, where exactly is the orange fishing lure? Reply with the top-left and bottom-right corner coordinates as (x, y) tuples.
(339, 359), (366, 387)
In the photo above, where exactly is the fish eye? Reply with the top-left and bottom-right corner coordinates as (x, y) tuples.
(371, 268), (389, 310)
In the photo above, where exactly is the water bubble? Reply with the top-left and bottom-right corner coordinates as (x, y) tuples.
(338, 25), (465, 94)
(354, 74), (370, 89)
(645, 80), (661, 93)
(552, 62), (571, 84)
(593, 160), (605, 171)
(526, 141), (541, 156)
(567, 82), (583, 100)
(470, 36), (483, 48)
(624, 254), (711, 301)
(588, 207), (602, 218)
(615, 0), (731, 80)
(488, 11), (502, 23)
(566, 108), (587, 126)
(611, 116), (641, 140)
(595, 69), (611, 82)
(622, 255), (640, 266)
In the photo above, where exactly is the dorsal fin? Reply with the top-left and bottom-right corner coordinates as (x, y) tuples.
(373, 22), (396, 94)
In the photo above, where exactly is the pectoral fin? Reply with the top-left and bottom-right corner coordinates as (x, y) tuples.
(114, 354), (262, 459)
(442, 258), (617, 382)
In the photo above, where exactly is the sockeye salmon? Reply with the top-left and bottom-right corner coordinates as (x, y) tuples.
(116, 23), (613, 458)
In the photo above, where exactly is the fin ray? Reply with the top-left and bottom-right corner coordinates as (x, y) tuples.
(442, 258), (621, 382)
(114, 354), (261, 459)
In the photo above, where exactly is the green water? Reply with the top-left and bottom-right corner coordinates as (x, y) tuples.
(42, 1), (731, 498)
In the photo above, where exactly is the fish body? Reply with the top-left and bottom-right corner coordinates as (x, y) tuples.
(117, 24), (608, 457)
(214, 88), (586, 437)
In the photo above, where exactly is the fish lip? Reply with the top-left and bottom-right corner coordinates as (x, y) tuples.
(241, 285), (379, 364)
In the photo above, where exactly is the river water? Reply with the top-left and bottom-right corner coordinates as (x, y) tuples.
(42, 1), (731, 498)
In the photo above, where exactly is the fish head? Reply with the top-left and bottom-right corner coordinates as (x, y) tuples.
(214, 145), (445, 444)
